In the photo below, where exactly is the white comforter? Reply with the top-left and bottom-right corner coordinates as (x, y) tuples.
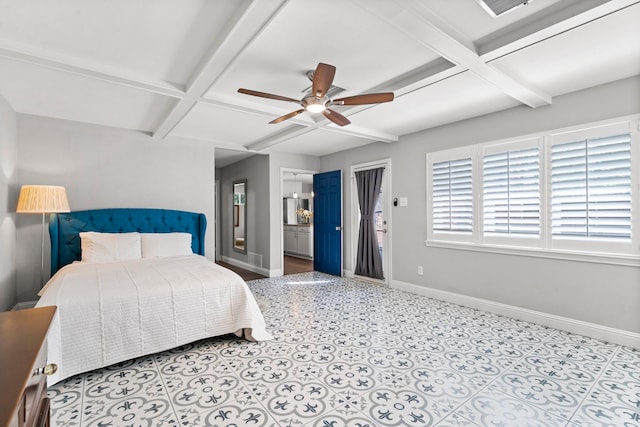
(36, 255), (272, 385)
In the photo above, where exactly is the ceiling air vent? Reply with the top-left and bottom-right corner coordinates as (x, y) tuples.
(477, 0), (533, 17)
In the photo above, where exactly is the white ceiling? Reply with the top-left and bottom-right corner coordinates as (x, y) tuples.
(0, 0), (638, 167)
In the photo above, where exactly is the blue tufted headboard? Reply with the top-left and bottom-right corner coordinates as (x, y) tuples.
(49, 208), (207, 275)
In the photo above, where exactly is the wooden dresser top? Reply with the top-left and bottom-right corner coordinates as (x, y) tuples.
(0, 306), (56, 427)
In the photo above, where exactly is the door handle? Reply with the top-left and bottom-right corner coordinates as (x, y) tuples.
(335, 226), (341, 231)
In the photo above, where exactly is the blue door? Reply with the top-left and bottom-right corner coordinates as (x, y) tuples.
(313, 170), (342, 276)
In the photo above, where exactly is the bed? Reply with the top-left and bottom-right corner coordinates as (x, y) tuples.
(35, 208), (272, 385)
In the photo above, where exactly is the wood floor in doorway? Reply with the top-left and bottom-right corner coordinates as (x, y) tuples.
(216, 256), (313, 281)
(284, 255), (313, 275)
(216, 261), (267, 281)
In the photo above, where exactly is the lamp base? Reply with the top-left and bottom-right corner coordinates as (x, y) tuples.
(40, 212), (45, 288)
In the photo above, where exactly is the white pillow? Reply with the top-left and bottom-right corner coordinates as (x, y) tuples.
(140, 233), (193, 258)
(80, 232), (142, 263)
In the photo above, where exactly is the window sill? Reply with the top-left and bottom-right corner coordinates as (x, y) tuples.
(424, 240), (640, 267)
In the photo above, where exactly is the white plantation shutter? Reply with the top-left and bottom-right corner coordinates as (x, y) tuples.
(551, 133), (631, 240)
(483, 147), (540, 236)
(432, 158), (473, 233)
(427, 118), (637, 260)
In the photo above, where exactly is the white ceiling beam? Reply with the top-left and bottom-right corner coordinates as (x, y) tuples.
(152, 0), (290, 139)
(199, 95), (310, 122)
(0, 44), (184, 98)
(326, 123), (398, 143)
(248, 127), (317, 152)
(247, 119), (398, 152)
(375, 57), (458, 96)
(169, 134), (259, 153)
(247, 124), (397, 152)
(353, 0), (552, 108)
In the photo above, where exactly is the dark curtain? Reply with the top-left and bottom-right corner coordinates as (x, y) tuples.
(354, 167), (384, 279)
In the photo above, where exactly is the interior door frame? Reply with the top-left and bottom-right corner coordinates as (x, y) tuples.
(280, 167), (318, 276)
(350, 158), (392, 285)
(215, 179), (221, 261)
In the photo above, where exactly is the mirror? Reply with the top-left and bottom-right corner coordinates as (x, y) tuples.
(233, 179), (247, 253)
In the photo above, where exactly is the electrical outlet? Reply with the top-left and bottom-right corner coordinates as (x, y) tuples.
(417, 266), (423, 275)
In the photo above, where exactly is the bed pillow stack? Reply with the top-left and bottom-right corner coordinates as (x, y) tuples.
(79, 232), (193, 262)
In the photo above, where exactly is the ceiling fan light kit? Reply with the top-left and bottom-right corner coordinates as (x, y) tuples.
(238, 62), (394, 126)
(302, 96), (327, 113)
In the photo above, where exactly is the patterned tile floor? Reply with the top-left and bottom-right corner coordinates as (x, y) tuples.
(48, 272), (640, 426)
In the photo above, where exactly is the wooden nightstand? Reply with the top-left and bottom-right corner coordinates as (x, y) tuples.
(0, 306), (56, 427)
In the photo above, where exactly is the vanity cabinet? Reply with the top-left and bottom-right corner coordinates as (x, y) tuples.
(0, 306), (57, 427)
(297, 228), (312, 256)
(284, 225), (313, 258)
(285, 227), (298, 253)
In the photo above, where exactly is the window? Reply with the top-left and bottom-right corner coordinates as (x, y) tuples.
(551, 134), (631, 241)
(483, 146), (540, 237)
(432, 158), (473, 233)
(426, 118), (639, 263)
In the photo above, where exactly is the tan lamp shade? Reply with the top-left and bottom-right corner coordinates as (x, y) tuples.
(16, 185), (70, 213)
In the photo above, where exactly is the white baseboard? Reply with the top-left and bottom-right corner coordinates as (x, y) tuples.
(221, 256), (271, 278)
(12, 300), (37, 310)
(344, 269), (354, 278)
(392, 279), (640, 349)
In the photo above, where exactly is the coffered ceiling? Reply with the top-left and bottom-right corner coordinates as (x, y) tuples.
(0, 0), (638, 167)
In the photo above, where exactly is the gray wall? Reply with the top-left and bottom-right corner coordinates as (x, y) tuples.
(320, 76), (640, 334)
(0, 95), (18, 311)
(219, 154), (270, 268)
(16, 115), (216, 302)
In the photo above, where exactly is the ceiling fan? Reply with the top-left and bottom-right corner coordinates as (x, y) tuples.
(237, 63), (394, 127)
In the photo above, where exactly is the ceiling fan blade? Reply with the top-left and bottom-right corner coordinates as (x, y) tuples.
(269, 109), (305, 124)
(322, 108), (350, 127)
(312, 63), (336, 98)
(333, 92), (395, 105)
(238, 88), (300, 104)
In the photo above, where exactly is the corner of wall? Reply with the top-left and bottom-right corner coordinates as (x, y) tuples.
(0, 94), (18, 311)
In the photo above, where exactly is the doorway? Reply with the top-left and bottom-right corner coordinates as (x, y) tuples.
(215, 179), (221, 261)
(351, 159), (391, 285)
(281, 168), (317, 275)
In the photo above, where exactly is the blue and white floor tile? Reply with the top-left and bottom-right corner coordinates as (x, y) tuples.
(48, 272), (640, 426)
